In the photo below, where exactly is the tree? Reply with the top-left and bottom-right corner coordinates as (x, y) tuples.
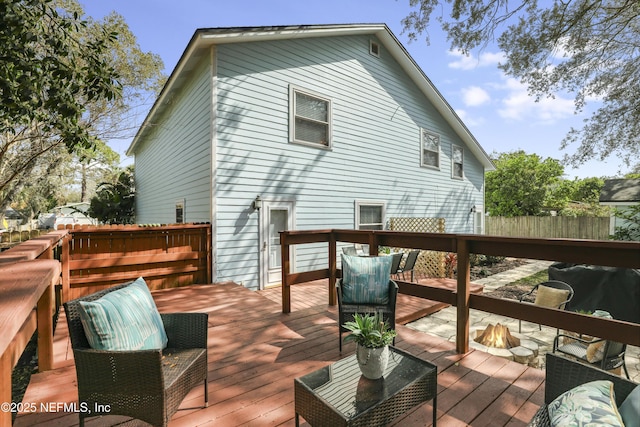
(0, 0), (164, 219)
(486, 151), (564, 216)
(611, 204), (640, 241)
(89, 166), (135, 224)
(402, 0), (639, 168)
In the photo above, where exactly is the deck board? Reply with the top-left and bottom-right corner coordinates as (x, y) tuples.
(15, 282), (543, 427)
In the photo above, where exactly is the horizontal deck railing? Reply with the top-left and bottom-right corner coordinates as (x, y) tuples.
(280, 229), (640, 353)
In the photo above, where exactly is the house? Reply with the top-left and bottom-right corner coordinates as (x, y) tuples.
(127, 24), (494, 290)
(599, 178), (640, 236)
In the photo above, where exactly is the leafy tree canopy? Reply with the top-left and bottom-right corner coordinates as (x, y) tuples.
(89, 166), (135, 224)
(402, 0), (639, 168)
(486, 150), (564, 216)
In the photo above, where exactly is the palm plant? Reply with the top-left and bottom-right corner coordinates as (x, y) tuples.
(342, 313), (396, 349)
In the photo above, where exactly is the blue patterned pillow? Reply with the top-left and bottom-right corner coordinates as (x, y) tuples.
(78, 277), (168, 351)
(341, 254), (392, 304)
(547, 380), (624, 427)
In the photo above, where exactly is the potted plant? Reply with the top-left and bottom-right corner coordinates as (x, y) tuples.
(343, 313), (397, 379)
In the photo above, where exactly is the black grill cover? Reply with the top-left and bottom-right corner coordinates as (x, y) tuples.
(548, 263), (640, 324)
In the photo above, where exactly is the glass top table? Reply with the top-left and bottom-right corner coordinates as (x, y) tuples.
(294, 346), (437, 426)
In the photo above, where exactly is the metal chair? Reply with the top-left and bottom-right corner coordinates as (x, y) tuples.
(518, 280), (574, 333)
(553, 334), (630, 379)
(63, 281), (209, 427)
(395, 250), (419, 281)
(389, 252), (404, 278)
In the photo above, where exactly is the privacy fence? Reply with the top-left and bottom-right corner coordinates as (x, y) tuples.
(485, 216), (611, 240)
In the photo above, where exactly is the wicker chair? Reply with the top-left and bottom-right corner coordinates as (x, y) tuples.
(336, 279), (398, 352)
(63, 282), (209, 427)
(528, 353), (637, 426)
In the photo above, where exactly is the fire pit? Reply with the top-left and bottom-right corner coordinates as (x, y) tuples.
(471, 323), (539, 365)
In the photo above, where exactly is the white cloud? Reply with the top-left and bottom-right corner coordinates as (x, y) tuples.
(461, 86), (491, 107)
(455, 109), (485, 127)
(447, 50), (505, 70)
(497, 77), (574, 122)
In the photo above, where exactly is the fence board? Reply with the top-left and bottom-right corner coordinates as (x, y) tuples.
(485, 216), (611, 240)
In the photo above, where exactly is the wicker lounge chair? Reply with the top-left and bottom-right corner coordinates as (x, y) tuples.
(528, 353), (637, 426)
(63, 281), (209, 427)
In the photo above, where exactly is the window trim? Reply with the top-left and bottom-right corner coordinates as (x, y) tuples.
(175, 199), (185, 224)
(355, 200), (386, 230)
(420, 128), (440, 170)
(452, 144), (464, 179)
(289, 85), (332, 149)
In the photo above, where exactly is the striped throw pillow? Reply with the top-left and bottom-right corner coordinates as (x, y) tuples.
(341, 254), (392, 304)
(78, 277), (168, 351)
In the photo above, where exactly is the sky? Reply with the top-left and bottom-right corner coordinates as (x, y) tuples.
(81, 0), (629, 179)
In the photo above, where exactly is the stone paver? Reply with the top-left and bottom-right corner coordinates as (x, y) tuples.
(407, 259), (640, 382)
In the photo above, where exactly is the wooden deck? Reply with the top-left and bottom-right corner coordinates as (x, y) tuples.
(15, 281), (543, 427)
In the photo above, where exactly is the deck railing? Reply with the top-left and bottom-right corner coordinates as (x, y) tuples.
(0, 231), (67, 427)
(280, 229), (640, 353)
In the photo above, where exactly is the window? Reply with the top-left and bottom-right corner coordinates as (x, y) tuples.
(452, 145), (464, 179)
(421, 128), (440, 169)
(290, 86), (331, 148)
(369, 40), (380, 57)
(355, 201), (386, 230)
(175, 199), (184, 223)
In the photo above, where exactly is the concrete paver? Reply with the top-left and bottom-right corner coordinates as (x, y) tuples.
(407, 259), (640, 382)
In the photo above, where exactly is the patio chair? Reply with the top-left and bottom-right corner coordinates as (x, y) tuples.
(553, 333), (630, 379)
(518, 280), (574, 333)
(63, 278), (208, 427)
(342, 246), (358, 256)
(528, 353), (637, 426)
(389, 252), (404, 278)
(337, 254), (398, 352)
(394, 249), (419, 282)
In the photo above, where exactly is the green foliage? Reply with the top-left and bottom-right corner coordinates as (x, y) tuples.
(611, 204), (640, 241)
(89, 166), (135, 224)
(0, 0), (121, 150)
(486, 151), (564, 216)
(546, 177), (609, 217)
(402, 0), (640, 168)
(342, 313), (396, 349)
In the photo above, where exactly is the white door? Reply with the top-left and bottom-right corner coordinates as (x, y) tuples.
(473, 206), (484, 234)
(260, 200), (294, 289)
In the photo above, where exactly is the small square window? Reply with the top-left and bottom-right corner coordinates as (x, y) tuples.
(421, 128), (440, 169)
(369, 40), (380, 57)
(452, 145), (464, 179)
(356, 200), (386, 230)
(290, 86), (332, 148)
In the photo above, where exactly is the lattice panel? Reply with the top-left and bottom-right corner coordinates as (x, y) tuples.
(389, 217), (446, 278)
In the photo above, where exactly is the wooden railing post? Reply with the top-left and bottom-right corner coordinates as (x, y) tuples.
(456, 237), (470, 353)
(60, 232), (70, 303)
(328, 231), (337, 306)
(281, 232), (291, 313)
(36, 272), (56, 371)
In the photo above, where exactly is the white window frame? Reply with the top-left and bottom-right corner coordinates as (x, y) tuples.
(452, 144), (464, 179)
(175, 199), (185, 224)
(355, 200), (386, 230)
(420, 128), (440, 169)
(289, 85), (332, 149)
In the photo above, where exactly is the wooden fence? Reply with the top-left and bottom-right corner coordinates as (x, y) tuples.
(485, 216), (611, 240)
(62, 223), (212, 300)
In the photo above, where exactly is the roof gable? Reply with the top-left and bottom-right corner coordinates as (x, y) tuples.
(600, 179), (640, 203)
(127, 24), (494, 170)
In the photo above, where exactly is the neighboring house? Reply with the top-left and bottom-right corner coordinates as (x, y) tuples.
(38, 202), (97, 229)
(127, 24), (494, 290)
(599, 178), (640, 235)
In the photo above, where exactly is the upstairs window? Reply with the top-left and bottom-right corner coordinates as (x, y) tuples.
(421, 128), (440, 169)
(356, 201), (386, 230)
(290, 86), (332, 148)
(175, 199), (185, 223)
(452, 145), (464, 179)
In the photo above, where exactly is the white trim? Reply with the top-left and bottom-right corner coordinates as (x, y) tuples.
(452, 144), (464, 179)
(210, 45), (218, 282)
(355, 200), (386, 230)
(289, 85), (333, 149)
(420, 128), (440, 170)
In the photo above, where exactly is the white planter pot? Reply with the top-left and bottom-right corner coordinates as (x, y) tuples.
(356, 344), (389, 379)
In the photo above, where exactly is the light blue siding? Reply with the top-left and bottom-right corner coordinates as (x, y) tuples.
(212, 35), (485, 288)
(135, 57), (212, 224)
